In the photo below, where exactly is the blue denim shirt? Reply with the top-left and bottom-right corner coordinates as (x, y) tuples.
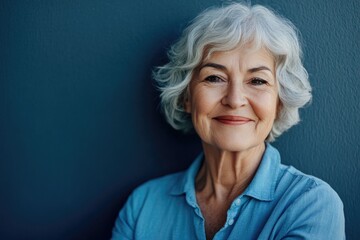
(112, 144), (345, 239)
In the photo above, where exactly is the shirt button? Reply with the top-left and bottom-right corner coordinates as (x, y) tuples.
(228, 219), (234, 225)
(235, 198), (241, 206)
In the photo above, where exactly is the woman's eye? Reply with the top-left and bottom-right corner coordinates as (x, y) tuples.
(250, 78), (268, 85)
(204, 75), (224, 83)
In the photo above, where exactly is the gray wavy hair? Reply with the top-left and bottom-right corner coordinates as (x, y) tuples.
(153, 2), (312, 142)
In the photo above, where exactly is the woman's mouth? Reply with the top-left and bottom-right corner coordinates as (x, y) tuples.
(213, 115), (253, 125)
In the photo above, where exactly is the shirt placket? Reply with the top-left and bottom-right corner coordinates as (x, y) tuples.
(213, 196), (243, 240)
(185, 194), (207, 240)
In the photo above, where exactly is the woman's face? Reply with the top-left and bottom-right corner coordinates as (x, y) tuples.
(185, 45), (279, 152)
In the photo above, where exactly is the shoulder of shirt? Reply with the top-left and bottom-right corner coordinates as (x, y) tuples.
(278, 163), (343, 206)
(279, 163), (329, 188)
(130, 170), (186, 199)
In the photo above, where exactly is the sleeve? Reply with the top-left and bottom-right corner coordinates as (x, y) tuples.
(111, 190), (140, 240)
(279, 183), (345, 240)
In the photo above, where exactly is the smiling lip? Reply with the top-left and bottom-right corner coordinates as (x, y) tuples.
(214, 115), (253, 125)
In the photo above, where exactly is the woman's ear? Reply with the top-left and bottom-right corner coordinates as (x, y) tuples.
(276, 99), (283, 119)
(183, 87), (191, 113)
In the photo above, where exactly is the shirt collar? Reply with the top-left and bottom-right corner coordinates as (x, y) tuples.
(169, 153), (203, 197)
(242, 143), (281, 201)
(169, 143), (281, 202)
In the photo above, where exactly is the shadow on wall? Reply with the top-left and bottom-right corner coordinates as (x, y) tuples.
(71, 35), (201, 239)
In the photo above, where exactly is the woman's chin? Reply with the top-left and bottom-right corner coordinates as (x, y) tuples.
(205, 137), (264, 153)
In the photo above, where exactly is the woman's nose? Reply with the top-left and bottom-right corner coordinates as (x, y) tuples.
(221, 82), (248, 108)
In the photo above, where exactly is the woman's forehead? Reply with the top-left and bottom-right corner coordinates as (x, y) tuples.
(201, 44), (275, 67)
(202, 41), (274, 58)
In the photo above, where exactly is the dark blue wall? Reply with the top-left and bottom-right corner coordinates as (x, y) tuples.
(1, 0), (359, 239)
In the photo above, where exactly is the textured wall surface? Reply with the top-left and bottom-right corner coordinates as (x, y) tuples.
(0, 0), (359, 239)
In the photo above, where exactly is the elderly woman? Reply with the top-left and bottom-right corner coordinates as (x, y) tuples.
(112, 3), (345, 239)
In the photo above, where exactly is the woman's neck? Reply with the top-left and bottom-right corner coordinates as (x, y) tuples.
(195, 142), (265, 201)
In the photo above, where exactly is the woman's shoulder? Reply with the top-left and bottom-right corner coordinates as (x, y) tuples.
(277, 163), (343, 209)
(130, 170), (186, 200)
(271, 164), (345, 238)
(112, 170), (191, 239)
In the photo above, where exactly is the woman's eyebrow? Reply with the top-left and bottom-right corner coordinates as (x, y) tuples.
(200, 63), (273, 74)
(199, 62), (227, 71)
(248, 66), (273, 73)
